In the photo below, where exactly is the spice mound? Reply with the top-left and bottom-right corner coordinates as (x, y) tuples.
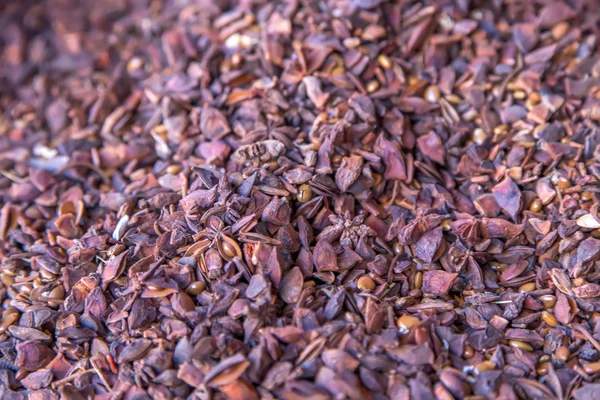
(1, 0), (600, 399)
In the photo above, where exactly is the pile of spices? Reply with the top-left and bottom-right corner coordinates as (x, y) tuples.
(2, 0), (600, 399)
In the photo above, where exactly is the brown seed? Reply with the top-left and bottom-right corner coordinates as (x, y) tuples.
(552, 22), (569, 40)
(519, 282), (536, 292)
(463, 344), (475, 358)
(584, 362), (600, 375)
(539, 294), (557, 309)
(529, 199), (543, 212)
(166, 165), (182, 175)
(414, 271), (423, 289)
(366, 80), (380, 93)
(231, 52), (243, 67)
(377, 54), (392, 69)
(186, 281), (206, 296)
(472, 128), (487, 145)
(297, 184), (313, 203)
(393, 242), (403, 254)
(513, 90), (527, 100)
(331, 154), (343, 165)
(397, 315), (420, 334)
(581, 191), (593, 202)
(474, 361), (496, 375)
(557, 177), (571, 189)
(490, 262), (507, 272)
(441, 219), (452, 230)
(541, 311), (558, 327)
(555, 346), (570, 362)
(357, 276), (376, 291)
(494, 125), (509, 135)
(0, 273), (14, 287)
(424, 85), (440, 103)
(529, 92), (541, 104)
(509, 340), (533, 351)
(537, 361), (551, 376)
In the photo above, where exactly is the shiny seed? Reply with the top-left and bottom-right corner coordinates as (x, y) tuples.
(539, 355), (551, 363)
(19, 284), (32, 295)
(581, 191), (593, 202)
(463, 344), (475, 358)
(557, 177), (571, 189)
(584, 362), (600, 375)
(529, 199), (543, 212)
(529, 92), (541, 104)
(509, 340), (533, 351)
(231, 52), (243, 67)
(519, 282), (536, 292)
(555, 346), (570, 362)
(490, 261), (507, 272)
(539, 294), (557, 309)
(471, 128), (487, 145)
(537, 361), (551, 376)
(474, 361), (495, 375)
(414, 271), (423, 289)
(221, 241), (238, 259)
(331, 154), (343, 165)
(39, 269), (56, 281)
(494, 125), (509, 135)
(397, 315), (420, 333)
(394, 242), (403, 254)
(127, 56), (144, 72)
(513, 90), (527, 100)
(366, 80), (380, 93)
(409, 289), (422, 298)
(33, 279), (43, 289)
(357, 276), (376, 291)
(441, 219), (452, 230)
(49, 285), (65, 300)
(552, 22), (569, 40)
(424, 85), (441, 103)
(377, 54), (392, 69)
(541, 311), (558, 327)
(166, 165), (182, 175)
(0, 274), (14, 287)
(186, 281), (206, 296)
(445, 94), (462, 104)
(593, 229), (600, 239)
(297, 184), (313, 203)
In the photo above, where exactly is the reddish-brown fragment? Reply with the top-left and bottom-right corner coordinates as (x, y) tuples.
(423, 270), (458, 296)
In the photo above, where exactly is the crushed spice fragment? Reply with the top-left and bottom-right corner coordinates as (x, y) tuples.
(1, 0), (600, 399)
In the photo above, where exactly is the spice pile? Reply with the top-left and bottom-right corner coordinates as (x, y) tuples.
(2, 0), (600, 398)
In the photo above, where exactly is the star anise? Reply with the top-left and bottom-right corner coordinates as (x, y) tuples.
(317, 211), (374, 248)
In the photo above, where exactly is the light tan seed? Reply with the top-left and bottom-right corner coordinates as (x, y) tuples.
(397, 315), (420, 333)
(366, 80), (380, 93)
(474, 361), (495, 375)
(472, 128), (487, 145)
(541, 311), (558, 327)
(424, 85), (441, 103)
(509, 340), (533, 351)
(357, 276), (376, 291)
(552, 22), (569, 40)
(519, 282), (536, 292)
(377, 55), (392, 69)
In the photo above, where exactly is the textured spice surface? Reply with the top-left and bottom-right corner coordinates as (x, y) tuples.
(2, 0), (600, 399)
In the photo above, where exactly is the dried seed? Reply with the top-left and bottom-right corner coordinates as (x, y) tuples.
(397, 315), (420, 334)
(541, 311), (558, 327)
(377, 54), (392, 69)
(297, 184), (313, 203)
(509, 340), (533, 351)
(472, 128), (487, 145)
(555, 346), (570, 362)
(529, 199), (543, 212)
(424, 85), (441, 103)
(357, 276), (376, 291)
(186, 281), (206, 296)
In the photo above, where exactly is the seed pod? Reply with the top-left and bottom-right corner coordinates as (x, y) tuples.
(233, 140), (285, 164)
